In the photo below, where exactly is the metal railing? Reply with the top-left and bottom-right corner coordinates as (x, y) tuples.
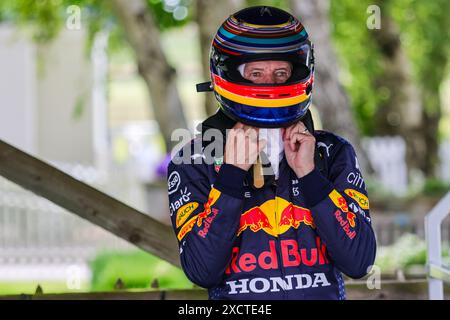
(425, 191), (450, 300)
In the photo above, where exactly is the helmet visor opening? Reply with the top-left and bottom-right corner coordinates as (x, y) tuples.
(214, 42), (312, 85)
(223, 58), (311, 86)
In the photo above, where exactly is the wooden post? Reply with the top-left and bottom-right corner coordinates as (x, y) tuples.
(151, 279), (159, 289)
(0, 139), (180, 267)
(35, 285), (43, 295)
(114, 278), (125, 290)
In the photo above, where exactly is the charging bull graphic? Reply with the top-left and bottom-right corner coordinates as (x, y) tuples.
(237, 197), (315, 237)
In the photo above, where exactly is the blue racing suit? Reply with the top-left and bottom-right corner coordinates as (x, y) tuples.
(167, 130), (376, 300)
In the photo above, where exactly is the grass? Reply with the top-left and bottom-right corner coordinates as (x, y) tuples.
(0, 248), (194, 295)
(0, 281), (90, 295)
(89, 249), (193, 292)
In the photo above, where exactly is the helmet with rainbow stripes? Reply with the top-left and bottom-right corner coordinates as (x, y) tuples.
(203, 6), (314, 128)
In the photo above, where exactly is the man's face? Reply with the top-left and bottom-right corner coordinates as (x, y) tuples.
(243, 60), (292, 84)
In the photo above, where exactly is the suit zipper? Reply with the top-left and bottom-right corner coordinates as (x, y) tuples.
(273, 180), (287, 300)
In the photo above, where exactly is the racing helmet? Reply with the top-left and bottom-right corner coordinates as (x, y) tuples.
(198, 6), (315, 128)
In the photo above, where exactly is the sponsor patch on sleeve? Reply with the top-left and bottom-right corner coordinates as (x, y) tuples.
(168, 171), (181, 195)
(196, 187), (221, 227)
(329, 189), (349, 213)
(176, 188), (222, 241)
(344, 189), (369, 210)
(176, 202), (199, 228)
(177, 216), (198, 241)
(329, 189), (356, 228)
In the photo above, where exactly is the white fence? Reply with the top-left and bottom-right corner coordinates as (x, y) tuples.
(363, 136), (408, 195)
(0, 163), (134, 283)
(364, 137), (450, 195)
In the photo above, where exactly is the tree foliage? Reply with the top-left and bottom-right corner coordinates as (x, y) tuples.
(331, 0), (450, 136)
(0, 0), (192, 52)
(330, 0), (386, 135)
(391, 0), (450, 116)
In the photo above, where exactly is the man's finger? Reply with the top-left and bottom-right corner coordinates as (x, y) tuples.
(285, 123), (296, 140)
(292, 132), (312, 144)
(290, 132), (300, 151)
(289, 126), (298, 147)
(293, 122), (305, 136)
(297, 122), (313, 136)
(297, 121), (307, 131)
(284, 136), (294, 153)
(288, 122), (302, 140)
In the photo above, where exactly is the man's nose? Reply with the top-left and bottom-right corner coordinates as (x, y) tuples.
(260, 74), (276, 84)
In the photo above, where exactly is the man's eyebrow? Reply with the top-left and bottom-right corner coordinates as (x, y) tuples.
(247, 67), (264, 71)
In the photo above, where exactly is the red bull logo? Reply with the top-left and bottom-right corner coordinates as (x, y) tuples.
(197, 208), (219, 238)
(346, 211), (356, 228)
(329, 189), (356, 228)
(279, 203), (315, 229)
(237, 207), (273, 236)
(225, 237), (330, 275)
(196, 187), (221, 227)
(334, 210), (357, 239)
(237, 197), (315, 237)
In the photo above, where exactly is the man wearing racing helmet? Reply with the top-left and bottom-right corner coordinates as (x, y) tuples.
(167, 6), (376, 300)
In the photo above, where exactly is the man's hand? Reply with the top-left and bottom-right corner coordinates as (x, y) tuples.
(282, 121), (315, 178)
(224, 122), (267, 171)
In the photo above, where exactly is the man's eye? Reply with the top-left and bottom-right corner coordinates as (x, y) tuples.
(251, 72), (261, 77)
(275, 72), (288, 78)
